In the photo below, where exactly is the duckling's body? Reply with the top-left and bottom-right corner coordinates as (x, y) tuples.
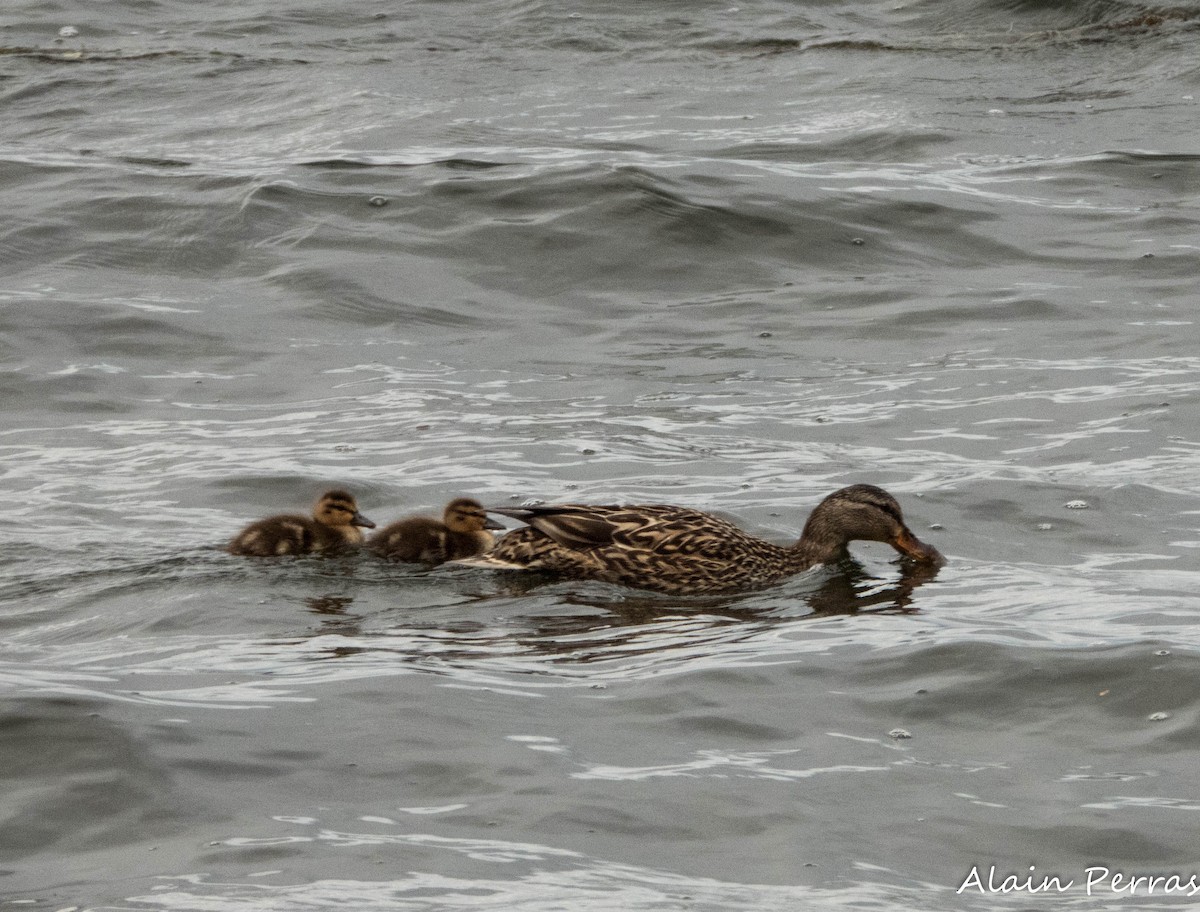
(227, 490), (375, 557)
(367, 497), (505, 564)
(455, 484), (943, 596)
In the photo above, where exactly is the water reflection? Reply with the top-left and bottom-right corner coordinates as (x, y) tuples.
(805, 557), (941, 617)
(487, 556), (940, 625)
(306, 594), (362, 637)
(304, 558), (942, 670)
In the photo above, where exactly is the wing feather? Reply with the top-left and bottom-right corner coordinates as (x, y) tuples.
(488, 504), (621, 550)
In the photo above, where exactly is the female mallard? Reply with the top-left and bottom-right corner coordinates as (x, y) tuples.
(227, 489), (376, 556)
(367, 497), (505, 564)
(455, 484), (943, 595)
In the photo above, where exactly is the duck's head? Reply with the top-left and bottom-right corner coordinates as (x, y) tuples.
(444, 497), (506, 534)
(799, 484), (943, 566)
(313, 490), (376, 529)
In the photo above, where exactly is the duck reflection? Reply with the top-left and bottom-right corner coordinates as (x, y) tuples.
(490, 554), (940, 626)
(484, 557), (940, 664)
(305, 594), (364, 638)
(803, 555), (942, 617)
(301, 555), (942, 664)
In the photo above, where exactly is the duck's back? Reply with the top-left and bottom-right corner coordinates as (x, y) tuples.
(369, 513), (497, 564)
(476, 503), (801, 594)
(227, 513), (345, 556)
(367, 517), (448, 563)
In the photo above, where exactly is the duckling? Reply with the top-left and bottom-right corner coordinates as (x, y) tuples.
(227, 489), (376, 556)
(453, 484), (943, 596)
(367, 497), (506, 564)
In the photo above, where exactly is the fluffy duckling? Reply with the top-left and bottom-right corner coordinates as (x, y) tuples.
(227, 489), (376, 557)
(367, 497), (506, 564)
(454, 484), (943, 596)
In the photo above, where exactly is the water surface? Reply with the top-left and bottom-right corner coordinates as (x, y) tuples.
(2, 0), (1199, 908)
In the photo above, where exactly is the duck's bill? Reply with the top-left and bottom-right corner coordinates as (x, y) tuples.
(353, 512), (377, 529)
(484, 517), (507, 531)
(892, 527), (945, 566)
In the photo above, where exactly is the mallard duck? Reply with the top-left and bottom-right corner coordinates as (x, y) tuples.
(454, 484), (943, 595)
(367, 497), (506, 564)
(227, 489), (376, 556)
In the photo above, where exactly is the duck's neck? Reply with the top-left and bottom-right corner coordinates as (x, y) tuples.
(788, 536), (848, 569)
(787, 505), (856, 568)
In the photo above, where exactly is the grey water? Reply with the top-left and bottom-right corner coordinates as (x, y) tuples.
(2, 0), (1199, 909)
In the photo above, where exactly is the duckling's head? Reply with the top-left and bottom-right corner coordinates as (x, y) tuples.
(799, 484), (943, 566)
(443, 497), (506, 534)
(313, 489), (376, 530)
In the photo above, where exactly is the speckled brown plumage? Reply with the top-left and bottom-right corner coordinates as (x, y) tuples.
(227, 489), (376, 557)
(455, 484), (943, 595)
(367, 497), (505, 564)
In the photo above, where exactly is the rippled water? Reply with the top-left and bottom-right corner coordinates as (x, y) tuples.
(2, 0), (1199, 909)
